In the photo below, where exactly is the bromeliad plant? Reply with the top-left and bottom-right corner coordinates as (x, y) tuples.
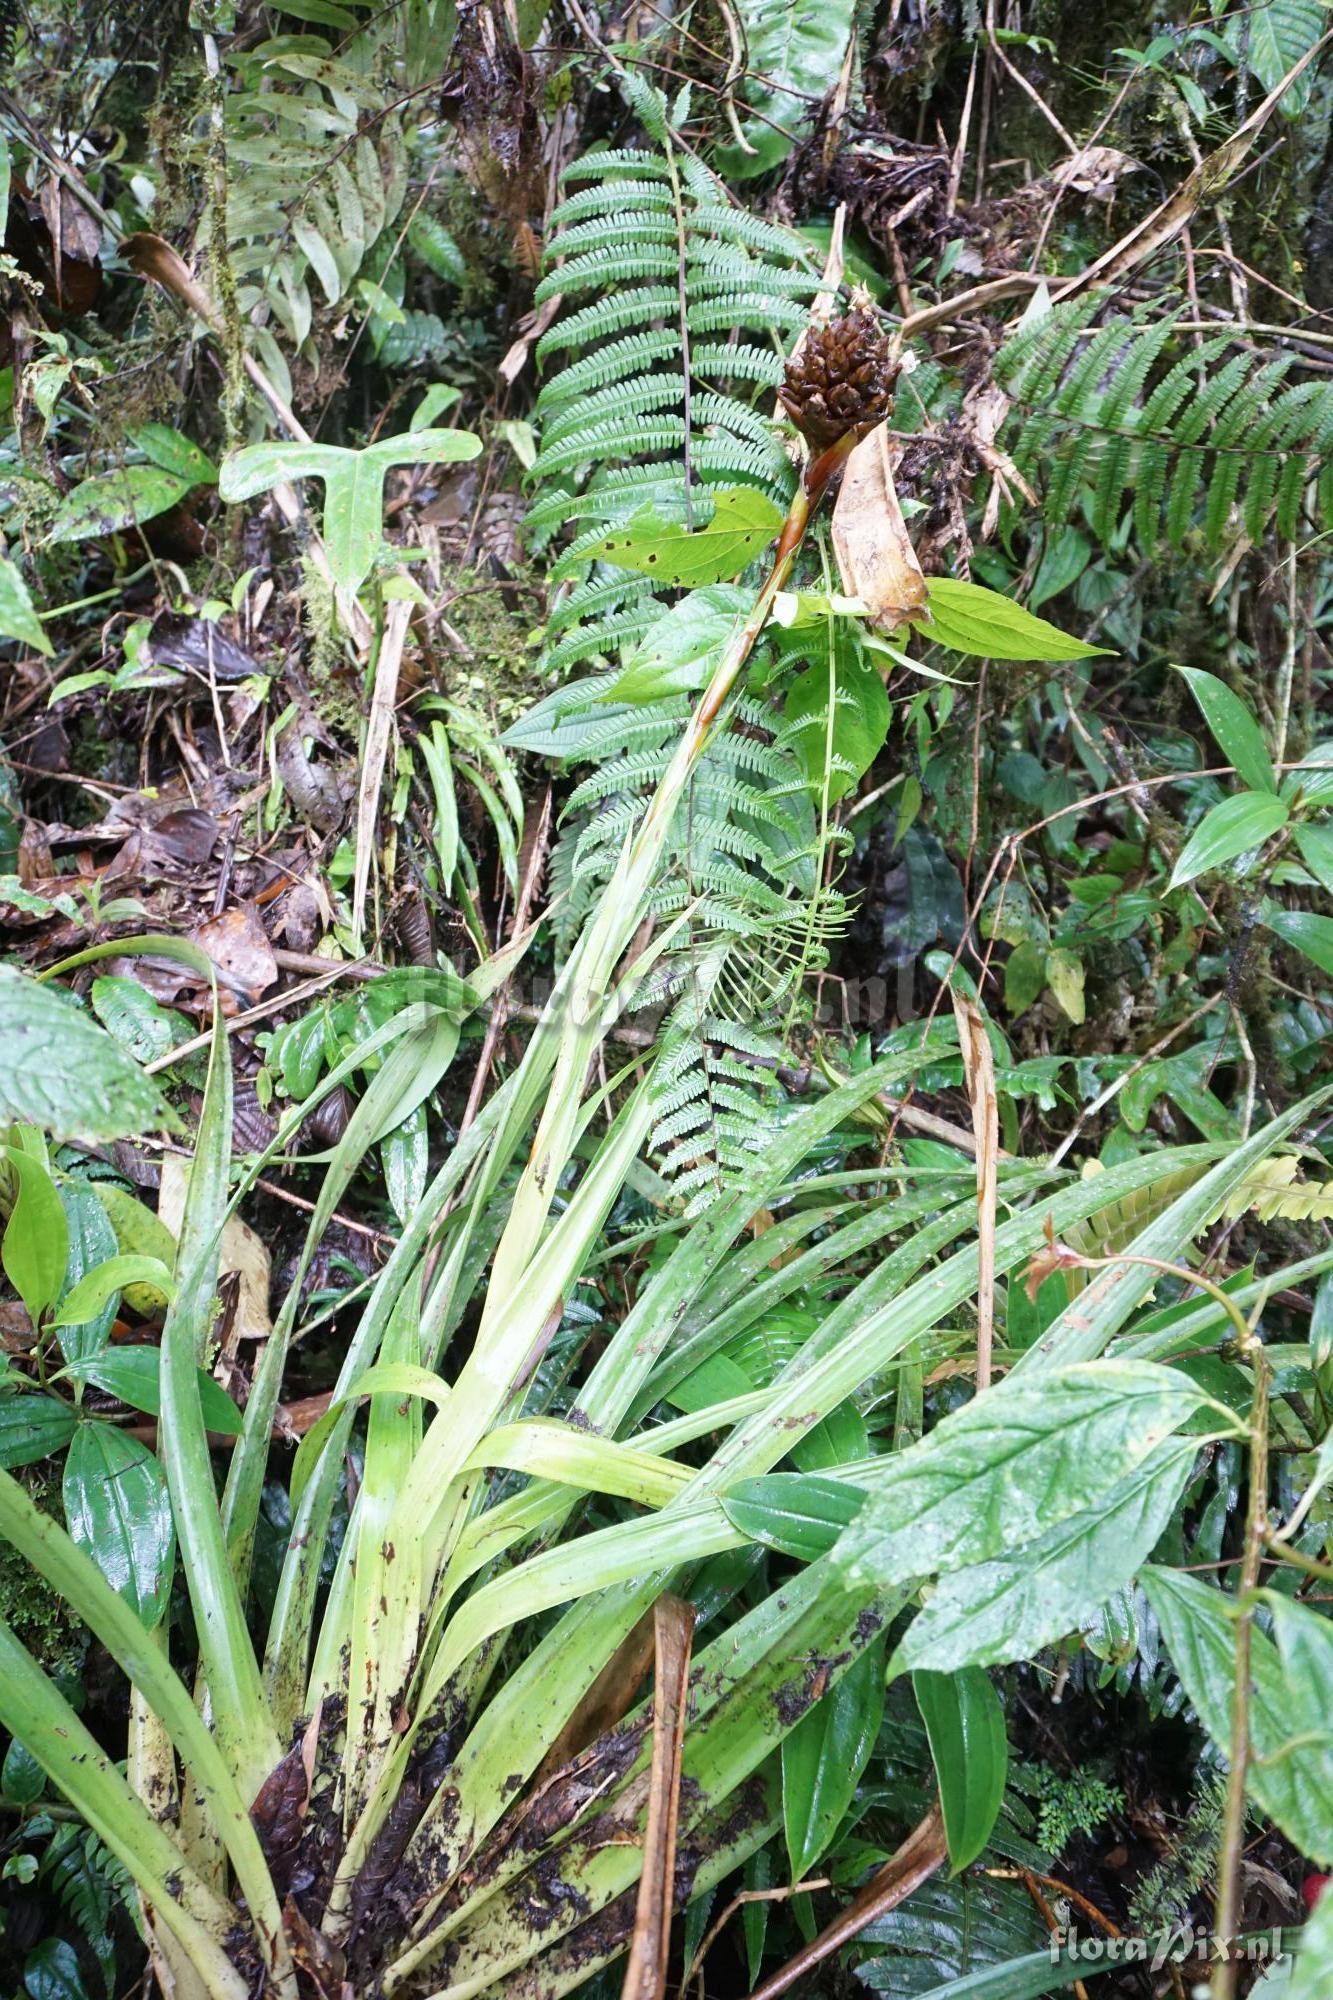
(3, 210), (1333, 2000)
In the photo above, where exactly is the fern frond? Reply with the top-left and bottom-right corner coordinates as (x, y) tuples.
(519, 103), (844, 1206)
(995, 300), (1333, 553)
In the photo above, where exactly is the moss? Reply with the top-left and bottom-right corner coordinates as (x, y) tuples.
(0, 1475), (88, 1682)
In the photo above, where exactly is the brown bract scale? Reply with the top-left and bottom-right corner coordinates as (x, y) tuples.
(779, 308), (899, 450)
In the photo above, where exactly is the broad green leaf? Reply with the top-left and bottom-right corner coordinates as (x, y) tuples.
(1029, 525), (1090, 610)
(1226, 0), (1325, 114)
(913, 1666), (1008, 1872)
(783, 1635), (886, 1877)
(577, 487), (785, 587)
(2, 1150), (69, 1328)
(1293, 822), (1333, 893)
(2, 1736), (44, 1804)
(382, 1103), (428, 1228)
(909, 579), (1111, 662)
(407, 211), (467, 284)
(56, 1183), (119, 1367)
(895, 1439), (1199, 1674)
(1266, 907), (1333, 977)
(53, 1254), (176, 1328)
(0, 556), (52, 657)
(603, 586), (749, 704)
(88, 1184), (176, 1314)
(130, 424), (218, 486)
(1045, 947), (1085, 1024)
(63, 1347), (243, 1435)
(1169, 790), (1288, 888)
(46, 465), (193, 545)
(722, 1472), (867, 1561)
(219, 428), (482, 595)
(90, 976), (193, 1065)
(62, 1424), (175, 1627)
(863, 1949), (1128, 1997)
(853, 1875), (1050, 1992)
(835, 1362), (1213, 1587)
(785, 625), (891, 804)
(1143, 1567), (1333, 1864)
(1176, 665), (1276, 793)
(0, 1396), (77, 1469)
(21, 1938), (88, 2000)
(714, 0), (857, 176)
(1004, 941), (1046, 1016)
(0, 966), (176, 1143)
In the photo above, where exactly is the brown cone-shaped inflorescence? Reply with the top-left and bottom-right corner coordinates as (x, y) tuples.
(779, 307), (898, 452)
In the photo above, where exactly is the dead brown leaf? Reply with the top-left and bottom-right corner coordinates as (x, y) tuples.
(952, 992), (998, 1390)
(831, 422), (928, 631)
(621, 1596), (696, 2000)
(158, 1157), (271, 1346)
(190, 903), (278, 1007)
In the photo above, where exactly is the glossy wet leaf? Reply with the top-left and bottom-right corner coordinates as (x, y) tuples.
(894, 1440), (1199, 1674)
(1266, 907), (1333, 977)
(62, 1424), (175, 1627)
(47, 465), (194, 544)
(835, 1362), (1212, 1587)
(913, 1666), (1008, 1872)
(2, 1149), (68, 1329)
(0, 1397), (77, 1469)
(783, 1635), (886, 1877)
(63, 1347), (242, 1435)
(56, 1183), (120, 1366)
(722, 1472), (867, 1561)
(54, 1254), (177, 1328)
(1176, 665), (1276, 793)
(1169, 790), (1288, 887)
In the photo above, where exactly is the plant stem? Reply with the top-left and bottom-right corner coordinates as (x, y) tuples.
(1213, 1331), (1270, 2000)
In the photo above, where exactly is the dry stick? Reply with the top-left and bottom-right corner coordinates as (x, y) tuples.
(946, 49), (978, 218)
(744, 1802), (948, 2000)
(983, 0), (1075, 153)
(1018, 1872), (1091, 2000)
(620, 1597), (695, 2000)
(953, 992), (998, 1389)
(351, 597), (412, 954)
(1047, 993), (1227, 1170)
(143, 960), (378, 1075)
(682, 1878), (832, 1996)
(1046, 33), (1332, 304)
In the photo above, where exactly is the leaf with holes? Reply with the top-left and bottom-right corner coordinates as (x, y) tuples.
(577, 488), (786, 587)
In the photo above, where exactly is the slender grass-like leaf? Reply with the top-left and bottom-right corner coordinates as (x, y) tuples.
(0, 1620), (251, 2000)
